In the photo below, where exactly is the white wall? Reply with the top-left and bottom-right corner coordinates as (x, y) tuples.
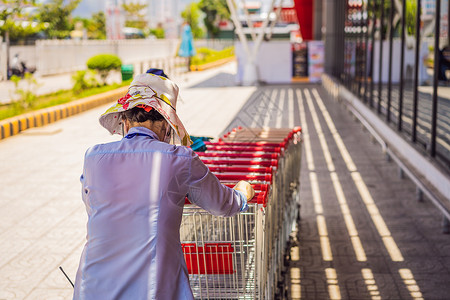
(0, 39), (234, 80)
(34, 39), (180, 76)
(371, 39), (430, 84)
(235, 41), (292, 84)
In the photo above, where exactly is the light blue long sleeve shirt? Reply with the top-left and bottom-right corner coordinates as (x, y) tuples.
(73, 126), (246, 299)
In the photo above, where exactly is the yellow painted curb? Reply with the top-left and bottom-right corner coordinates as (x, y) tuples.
(0, 86), (128, 141)
(190, 57), (235, 72)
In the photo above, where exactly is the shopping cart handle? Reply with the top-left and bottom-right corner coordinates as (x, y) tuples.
(206, 166), (273, 174)
(212, 140), (283, 147)
(224, 183), (269, 191)
(200, 159), (278, 168)
(215, 173), (272, 182)
(197, 152), (279, 160)
(204, 145), (282, 153)
(248, 191), (268, 206)
(185, 190), (267, 205)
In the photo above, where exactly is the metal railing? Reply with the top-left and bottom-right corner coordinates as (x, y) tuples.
(341, 0), (450, 174)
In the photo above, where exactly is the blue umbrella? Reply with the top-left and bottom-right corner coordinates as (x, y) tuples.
(178, 24), (196, 57)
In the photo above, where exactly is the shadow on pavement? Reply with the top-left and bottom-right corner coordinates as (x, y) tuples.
(187, 72), (237, 88)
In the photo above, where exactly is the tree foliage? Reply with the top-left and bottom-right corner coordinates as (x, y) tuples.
(122, 2), (148, 29)
(198, 0), (230, 38)
(73, 11), (106, 39)
(0, 0), (44, 41)
(149, 25), (165, 39)
(89, 11), (106, 39)
(405, 0), (417, 36)
(181, 2), (204, 38)
(37, 0), (81, 39)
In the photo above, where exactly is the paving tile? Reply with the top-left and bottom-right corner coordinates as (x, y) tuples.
(24, 288), (73, 300)
(283, 84), (450, 299)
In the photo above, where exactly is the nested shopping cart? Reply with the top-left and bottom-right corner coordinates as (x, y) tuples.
(181, 127), (302, 299)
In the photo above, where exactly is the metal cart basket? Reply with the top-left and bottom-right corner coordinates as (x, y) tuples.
(181, 127), (302, 299)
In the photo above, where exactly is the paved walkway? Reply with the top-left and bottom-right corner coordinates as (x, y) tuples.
(221, 84), (450, 299)
(278, 86), (450, 299)
(1, 63), (449, 299)
(221, 85), (450, 300)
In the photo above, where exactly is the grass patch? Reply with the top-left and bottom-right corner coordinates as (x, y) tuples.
(0, 79), (132, 121)
(191, 46), (234, 66)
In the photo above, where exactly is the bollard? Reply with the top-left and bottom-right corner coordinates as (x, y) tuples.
(385, 152), (391, 162)
(416, 187), (424, 202)
(442, 216), (450, 234)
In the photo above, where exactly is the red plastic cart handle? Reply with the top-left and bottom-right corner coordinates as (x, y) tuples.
(205, 145), (282, 153)
(200, 159), (278, 168)
(206, 166), (273, 174)
(206, 141), (282, 147)
(197, 152), (279, 160)
(214, 173), (272, 182)
(222, 183), (269, 191)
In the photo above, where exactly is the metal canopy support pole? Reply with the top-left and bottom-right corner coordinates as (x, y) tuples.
(431, 0), (441, 157)
(227, 0), (256, 85)
(251, 0), (279, 57)
(398, 0), (406, 131)
(227, 0), (252, 57)
(412, 0), (421, 142)
(226, 0), (282, 85)
(324, 0), (346, 77)
(264, 4), (284, 41)
(242, 0), (257, 41)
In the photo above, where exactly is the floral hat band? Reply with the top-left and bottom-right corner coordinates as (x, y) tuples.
(137, 104), (152, 112)
(99, 73), (192, 146)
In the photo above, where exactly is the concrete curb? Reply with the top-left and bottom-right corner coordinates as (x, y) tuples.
(190, 57), (235, 72)
(0, 86), (128, 140)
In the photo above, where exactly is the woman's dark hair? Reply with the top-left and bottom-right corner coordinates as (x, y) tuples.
(122, 106), (164, 123)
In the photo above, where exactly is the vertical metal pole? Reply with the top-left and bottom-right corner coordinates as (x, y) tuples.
(363, 0), (370, 103)
(387, 0), (394, 122)
(398, 0), (406, 131)
(358, 2), (364, 98)
(346, 1), (351, 89)
(345, 0), (350, 88)
(378, 0), (385, 114)
(343, 1), (347, 86)
(412, 0), (421, 143)
(431, 0), (441, 157)
(370, 0), (376, 107)
(5, 31), (10, 80)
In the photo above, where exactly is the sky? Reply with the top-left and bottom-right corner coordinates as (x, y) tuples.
(71, 0), (196, 18)
(70, 0), (279, 19)
(72, 0), (106, 18)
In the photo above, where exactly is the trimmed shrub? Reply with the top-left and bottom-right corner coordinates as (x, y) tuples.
(87, 54), (122, 85)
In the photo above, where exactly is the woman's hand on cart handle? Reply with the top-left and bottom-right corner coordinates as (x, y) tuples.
(233, 181), (255, 201)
